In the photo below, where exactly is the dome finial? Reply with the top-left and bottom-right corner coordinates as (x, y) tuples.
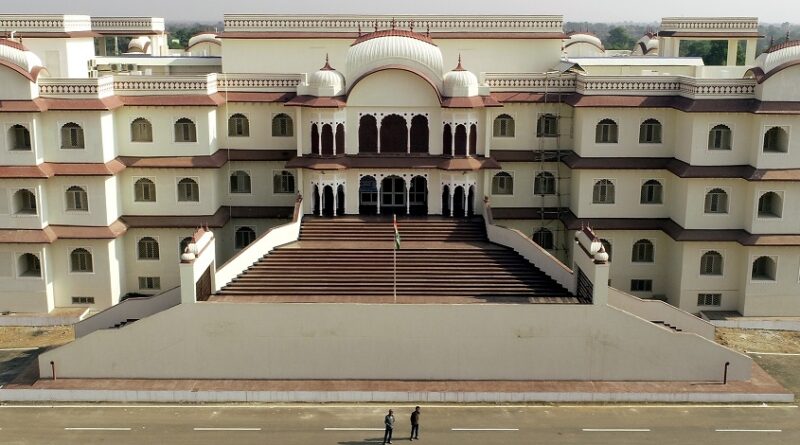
(321, 53), (333, 71)
(454, 53), (465, 71)
(374, 20), (378, 32)
(409, 20), (414, 32)
(357, 23), (362, 37)
(426, 24), (430, 37)
(391, 17), (396, 30)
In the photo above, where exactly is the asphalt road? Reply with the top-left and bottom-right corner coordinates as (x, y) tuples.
(0, 403), (798, 444)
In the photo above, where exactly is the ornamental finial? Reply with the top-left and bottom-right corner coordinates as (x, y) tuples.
(374, 20), (378, 32)
(391, 17), (396, 30)
(409, 20), (414, 32)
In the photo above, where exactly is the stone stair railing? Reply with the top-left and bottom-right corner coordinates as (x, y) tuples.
(607, 287), (716, 340)
(74, 286), (181, 338)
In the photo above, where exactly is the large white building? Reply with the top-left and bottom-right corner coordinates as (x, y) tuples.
(1, 13), (800, 321)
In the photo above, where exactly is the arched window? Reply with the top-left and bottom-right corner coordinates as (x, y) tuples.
(9, 124), (31, 150)
(335, 123), (345, 154)
(137, 237), (160, 260)
(13, 189), (37, 215)
(700, 251), (723, 276)
(469, 123), (477, 155)
(493, 114), (515, 137)
(229, 170), (251, 194)
(639, 118), (662, 144)
(174, 118), (197, 142)
(454, 124), (467, 156)
(752, 256), (777, 281)
(595, 119), (618, 143)
(273, 170), (295, 194)
(640, 180), (663, 204)
(704, 188), (728, 214)
(70, 248), (93, 273)
(179, 237), (193, 255)
(134, 178), (156, 202)
(600, 239), (612, 262)
(532, 228), (554, 250)
(228, 113), (249, 137)
(763, 126), (789, 153)
(410, 115), (429, 153)
(61, 122), (85, 149)
(310, 123), (320, 154)
(65, 186), (89, 211)
(131, 118), (153, 142)
(321, 124), (334, 155)
(272, 113), (294, 137)
(534, 172), (556, 195)
(358, 115), (377, 153)
(592, 179), (615, 204)
(708, 124), (732, 150)
(18, 253), (41, 277)
(177, 178), (199, 202)
(492, 172), (514, 195)
(537, 114), (558, 137)
(379, 114), (407, 153)
(235, 227), (257, 249)
(442, 124), (452, 154)
(758, 191), (782, 218)
(631, 239), (654, 263)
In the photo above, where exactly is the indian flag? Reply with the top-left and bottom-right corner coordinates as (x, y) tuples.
(393, 214), (401, 250)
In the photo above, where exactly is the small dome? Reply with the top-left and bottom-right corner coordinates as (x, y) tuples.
(443, 56), (479, 97)
(632, 33), (659, 56)
(753, 40), (800, 79)
(302, 56), (346, 97)
(187, 33), (221, 49)
(0, 39), (46, 81)
(565, 32), (604, 49)
(346, 28), (444, 92)
(127, 36), (151, 54)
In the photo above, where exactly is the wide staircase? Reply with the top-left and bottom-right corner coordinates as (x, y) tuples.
(214, 216), (583, 303)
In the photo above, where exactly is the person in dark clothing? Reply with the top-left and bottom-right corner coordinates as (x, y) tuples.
(409, 406), (421, 440)
(383, 409), (395, 444)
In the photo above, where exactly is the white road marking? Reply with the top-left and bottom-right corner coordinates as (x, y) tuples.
(746, 351), (800, 356)
(582, 428), (651, 432)
(1, 403), (796, 409)
(716, 429), (782, 432)
(64, 427), (132, 431)
(451, 428), (519, 431)
(193, 427), (261, 431)
(324, 428), (385, 431)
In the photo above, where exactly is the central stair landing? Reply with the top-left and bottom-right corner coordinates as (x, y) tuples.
(213, 216), (583, 304)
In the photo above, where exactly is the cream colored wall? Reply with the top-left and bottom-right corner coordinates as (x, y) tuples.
(673, 242), (744, 313)
(222, 39), (349, 75)
(578, 65), (697, 76)
(742, 246), (800, 316)
(123, 228), (196, 295)
(216, 103), (297, 150)
(119, 168), (221, 216)
(222, 162), (298, 208)
(678, 112), (752, 166)
(0, 180), (47, 229)
(683, 178), (745, 230)
(570, 170), (670, 219)
(39, 302), (751, 381)
(746, 183), (800, 235)
(0, 69), (38, 100)
(0, 245), (51, 312)
(41, 111), (115, 163)
(751, 113), (800, 170)
(437, 39), (563, 74)
(114, 107), (217, 157)
(573, 108), (675, 158)
(24, 37), (93, 78)
(215, 218), (287, 263)
(50, 239), (116, 308)
(592, 230), (672, 300)
(757, 66), (800, 102)
(44, 176), (115, 226)
(1, 114), (43, 166)
(488, 162), (570, 209)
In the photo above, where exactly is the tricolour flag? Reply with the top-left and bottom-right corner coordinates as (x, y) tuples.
(393, 214), (401, 250)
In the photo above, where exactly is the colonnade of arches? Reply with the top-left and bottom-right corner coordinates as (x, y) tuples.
(310, 123), (346, 156)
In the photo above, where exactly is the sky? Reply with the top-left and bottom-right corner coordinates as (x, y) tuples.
(0, 0), (795, 24)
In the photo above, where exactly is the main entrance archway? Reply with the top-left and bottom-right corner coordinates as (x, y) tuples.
(453, 186), (466, 217)
(441, 185), (451, 216)
(322, 185), (334, 217)
(409, 176), (428, 216)
(359, 176), (378, 215)
(380, 115), (408, 153)
(381, 176), (406, 215)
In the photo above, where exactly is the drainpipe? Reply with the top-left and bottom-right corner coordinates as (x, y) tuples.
(723, 361), (730, 384)
(50, 360), (57, 380)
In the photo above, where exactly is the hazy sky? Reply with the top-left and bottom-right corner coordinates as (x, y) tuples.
(0, 0), (795, 24)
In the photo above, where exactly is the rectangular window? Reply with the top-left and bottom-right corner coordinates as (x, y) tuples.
(697, 293), (722, 307)
(138, 276), (161, 291)
(630, 279), (653, 292)
(71, 296), (95, 305)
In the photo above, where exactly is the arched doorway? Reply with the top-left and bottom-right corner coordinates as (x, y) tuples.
(359, 115), (377, 153)
(311, 124), (320, 155)
(321, 124), (334, 156)
(322, 185), (334, 217)
(442, 124), (452, 156)
(380, 115), (407, 153)
(312, 185), (320, 215)
(441, 185), (451, 216)
(410, 115), (429, 153)
(381, 176), (406, 215)
(467, 185), (475, 217)
(337, 185), (345, 216)
(453, 186), (465, 217)
(454, 125), (467, 156)
(335, 123), (345, 154)
(359, 176), (378, 215)
(469, 124), (477, 156)
(409, 176), (428, 216)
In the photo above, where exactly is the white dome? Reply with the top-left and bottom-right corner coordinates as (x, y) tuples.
(0, 39), (45, 80)
(346, 29), (443, 92)
(755, 41), (800, 77)
(566, 33), (604, 49)
(127, 36), (151, 54)
(443, 58), (479, 97)
(632, 33), (659, 56)
(300, 57), (346, 97)
(188, 33), (220, 48)
(563, 33), (605, 57)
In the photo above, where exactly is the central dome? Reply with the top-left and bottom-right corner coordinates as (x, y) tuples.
(346, 29), (444, 92)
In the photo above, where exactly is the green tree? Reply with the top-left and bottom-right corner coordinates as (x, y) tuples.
(606, 26), (636, 50)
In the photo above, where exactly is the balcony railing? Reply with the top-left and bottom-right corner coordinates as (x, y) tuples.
(0, 14), (91, 33)
(660, 17), (759, 33)
(483, 72), (577, 92)
(91, 16), (165, 33)
(218, 73), (302, 92)
(38, 76), (115, 99)
(113, 74), (218, 96)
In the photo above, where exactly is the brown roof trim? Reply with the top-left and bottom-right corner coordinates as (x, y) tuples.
(286, 154), (499, 171)
(348, 64), (442, 102)
(50, 220), (127, 239)
(119, 94), (225, 107)
(0, 59), (36, 82)
(0, 159), (127, 178)
(226, 149), (295, 162)
(284, 95), (347, 108)
(230, 206), (295, 219)
(441, 95), (503, 108)
(123, 207), (230, 228)
(490, 150), (562, 163)
(657, 31), (761, 38)
(224, 92), (296, 103)
(353, 29), (436, 46)
(491, 92), (578, 104)
(749, 60), (800, 84)
(0, 98), (48, 112)
(45, 97), (124, 111)
(0, 31), (100, 38)
(0, 227), (57, 243)
(119, 149), (229, 169)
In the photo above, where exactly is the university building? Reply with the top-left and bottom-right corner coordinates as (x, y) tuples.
(1, 13), (800, 322)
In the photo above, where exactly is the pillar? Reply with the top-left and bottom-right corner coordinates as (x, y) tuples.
(318, 186), (323, 216)
(377, 184), (382, 215)
(467, 124), (473, 157)
(317, 125), (323, 155)
(726, 39), (738, 66)
(449, 187), (454, 217)
(450, 123), (455, 157)
(377, 121), (382, 154)
(407, 125), (411, 154)
(406, 183), (411, 215)
(333, 185), (338, 217)
(463, 190), (468, 217)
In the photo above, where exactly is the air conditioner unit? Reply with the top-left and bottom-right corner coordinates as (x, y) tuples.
(111, 64), (121, 71)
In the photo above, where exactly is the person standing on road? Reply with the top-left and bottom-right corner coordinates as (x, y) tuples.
(409, 406), (421, 440)
(383, 409), (395, 444)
